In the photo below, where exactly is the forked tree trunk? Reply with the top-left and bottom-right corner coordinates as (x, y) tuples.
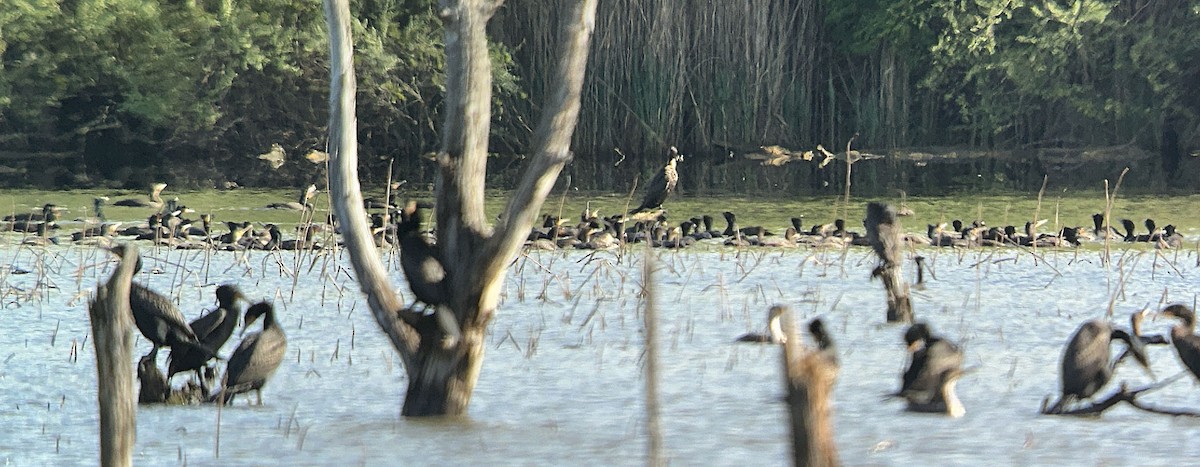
(864, 202), (913, 323)
(89, 244), (138, 467)
(323, 0), (597, 416)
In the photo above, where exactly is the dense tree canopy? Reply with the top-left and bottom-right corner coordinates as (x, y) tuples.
(0, 0), (1196, 192)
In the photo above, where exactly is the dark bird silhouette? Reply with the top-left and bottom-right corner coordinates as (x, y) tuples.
(1160, 304), (1200, 384)
(632, 146), (683, 214)
(214, 301), (286, 405)
(5, 203), (63, 222)
(137, 354), (170, 404)
(896, 322), (965, 417)
(114, 183), (167, 208)
(398, 201), (448, 311)
(737, 306), (787, 343)
(168, 285), (246, 387)
(9, 205), (63, 233)
(808, 318), (837, 365)
(106, 245), (216, 362)
(267, 184), (317, 211)
(1050, 313), (1153, 412)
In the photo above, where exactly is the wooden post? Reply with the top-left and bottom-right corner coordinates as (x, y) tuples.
(779, 305), (839, 467)
(865, 202), (913, 322)
(88, 243), (138, 467)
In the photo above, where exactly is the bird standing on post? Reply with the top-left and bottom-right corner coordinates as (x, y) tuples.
(104, 245), (215, 362)
(632, 147), (683, 214)
(168, 285), (246, 391)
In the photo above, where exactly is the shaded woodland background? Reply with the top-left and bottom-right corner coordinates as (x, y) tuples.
(1, 0), (1197, 194)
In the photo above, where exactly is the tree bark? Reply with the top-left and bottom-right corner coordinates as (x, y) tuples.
(779, 306), (839, 467)
(865, 202), (912, 323)
(88, 243), (138, 467)
(323, 0), (597, 416)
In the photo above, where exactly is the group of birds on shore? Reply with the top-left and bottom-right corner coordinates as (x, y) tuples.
(108, 245), (286, 405)
(737, 302), (1200, 417)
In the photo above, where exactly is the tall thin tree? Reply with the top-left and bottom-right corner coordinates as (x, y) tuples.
(323, 0), (598, 416)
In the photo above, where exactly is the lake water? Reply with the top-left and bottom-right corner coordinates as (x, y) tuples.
(1, 241), (1198, 465)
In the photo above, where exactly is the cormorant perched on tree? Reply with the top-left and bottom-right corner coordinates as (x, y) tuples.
(168, 285), (246, 388)
(632, 146), (683, 214)
(398, 201), (448, 312)
(1049, 312), (1153, 412)
(214, 301), (286, 405)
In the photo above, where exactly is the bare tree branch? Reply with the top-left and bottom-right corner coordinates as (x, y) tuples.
(482, 0), (598, 304)
(324, 0), (419, 367)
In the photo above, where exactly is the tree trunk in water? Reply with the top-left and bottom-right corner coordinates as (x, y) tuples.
(88, 243), (138, 467)
(323, 0), (597, 416)
(864, 202), (912, 323)
(779, 305), (839, 467)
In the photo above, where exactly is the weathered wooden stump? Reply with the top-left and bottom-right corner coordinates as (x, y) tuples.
(88, 244), (138, 467)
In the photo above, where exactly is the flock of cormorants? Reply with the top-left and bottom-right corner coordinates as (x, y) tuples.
(9, 149), (1195, 417)
(738, 303), (1200, 417)
(107, 245), (286, 405)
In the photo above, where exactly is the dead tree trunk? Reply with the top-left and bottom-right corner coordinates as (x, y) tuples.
(324, 0), (598, 416)
(865, 202), (913, 323)
(779, 305), (839, 467)
(88, 243), (138, 467)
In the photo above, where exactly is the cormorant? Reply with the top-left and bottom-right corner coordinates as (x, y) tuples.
(114, 183), (167, 209)
(1159, 304), (1200, 384)
(168, 285), (246, 386)
(398, 201), (448, 311)
(5, 203), (64, 222)
(106, 245), (215, 361)
(214, 301), (286, 405)
(808, 318), (837, 365)
(1050, 314), (1152, 412)
(737, 306), (787, 344)
(632, 146), (683, 214)
(896, 322), (965, 417)
(267, 184), (318, 211)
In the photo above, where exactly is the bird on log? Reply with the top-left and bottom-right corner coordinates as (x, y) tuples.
(397, 201), (448, 313)
(105, 244), (215, 362)
(1048, 312), (1154, 413)
(214, 301), (287, 405)
(168, 285), (246, 389)
(631, 146), (683, 215)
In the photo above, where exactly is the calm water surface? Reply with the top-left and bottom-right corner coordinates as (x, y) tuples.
(2, 241), (1199, 465)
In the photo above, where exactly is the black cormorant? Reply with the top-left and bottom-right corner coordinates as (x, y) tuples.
(114, 183), (167, 209)
(737, 306), (787, 344)
(1159, 304), (1200, 384)
(1051, 314), (1152, 412)
(632, 146), (683, 214)
(106, 245), (215, 361)
(168, 285), (246, 385)
(897, 322), (965, 417)
(214, 301), (286, 405)
(398, 201), (448, 311)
